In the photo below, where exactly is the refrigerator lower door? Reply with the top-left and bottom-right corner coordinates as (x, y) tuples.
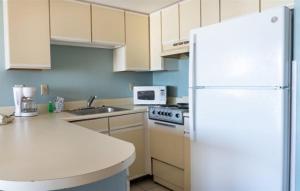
(190, 88), (290, 191)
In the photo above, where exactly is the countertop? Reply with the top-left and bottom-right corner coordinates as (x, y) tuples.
(0, 106), (148, 191)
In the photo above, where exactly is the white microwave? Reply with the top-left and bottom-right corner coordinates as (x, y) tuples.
(133, 86), (167, 105)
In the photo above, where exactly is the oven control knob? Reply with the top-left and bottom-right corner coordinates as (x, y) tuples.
(168, 113), (173, 117)
(175, 113), (180, 118)
(158, 111), (161, 115)
(152, 110), (156, 115)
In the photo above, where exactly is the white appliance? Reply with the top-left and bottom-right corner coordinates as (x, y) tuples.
(133, 86), (167, 105)
(13, 85), (38, 117)
(189, 7), (292, 191)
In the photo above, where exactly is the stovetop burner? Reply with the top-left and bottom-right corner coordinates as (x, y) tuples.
(148, 103), (189, 125)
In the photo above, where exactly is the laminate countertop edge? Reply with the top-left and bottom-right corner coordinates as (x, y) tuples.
(0, 106), (147, 191)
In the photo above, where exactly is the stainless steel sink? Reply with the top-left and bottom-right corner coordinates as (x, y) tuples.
(68, 106), (128, 115)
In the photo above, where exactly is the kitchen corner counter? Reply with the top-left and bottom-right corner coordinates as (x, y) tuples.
(0, 109), (138, 191)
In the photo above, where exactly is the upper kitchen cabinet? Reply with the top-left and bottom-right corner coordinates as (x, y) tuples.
(220, 0), (260, 21)
(50, 0), (91, 43)
(92, 5), (125, 48)
(201, 0), (220, 26)
(150, 11), (164, 71)
(261, 0), (294, 10)
(3, 0), (51, 70)
(161, 4), (180, 53)
(113, 12), (150, 72)
(161, 1), (200, 56)
(179, 0), (201, 41)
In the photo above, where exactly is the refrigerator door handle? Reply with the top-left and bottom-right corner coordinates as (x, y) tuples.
(189, 34), (197, 141)
(290, 60), (297, 191)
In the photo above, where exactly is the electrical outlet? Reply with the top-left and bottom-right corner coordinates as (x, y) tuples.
(129, 83), (133, 92)
(41, 84), (48, 96)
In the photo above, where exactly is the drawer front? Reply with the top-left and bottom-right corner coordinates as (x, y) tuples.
(109, 113), (144, 130)
(153, 159), (184, 189)
(73, 118), (109, 133)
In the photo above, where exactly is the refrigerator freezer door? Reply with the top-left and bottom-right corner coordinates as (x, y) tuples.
(189, 7), (291, 87)
(190, 88), (290, 191)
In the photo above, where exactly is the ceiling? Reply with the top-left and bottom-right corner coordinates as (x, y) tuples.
(85, 0), (181, 14)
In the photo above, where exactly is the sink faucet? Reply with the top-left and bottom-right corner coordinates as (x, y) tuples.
(87, 96), (97, 108)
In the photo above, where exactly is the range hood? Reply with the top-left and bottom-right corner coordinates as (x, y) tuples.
(161, 39), (189, 57)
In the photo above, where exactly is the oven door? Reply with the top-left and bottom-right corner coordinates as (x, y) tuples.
(149, 120), (184, 169)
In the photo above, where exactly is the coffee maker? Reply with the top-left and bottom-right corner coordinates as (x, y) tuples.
(13, 85), (38, 117)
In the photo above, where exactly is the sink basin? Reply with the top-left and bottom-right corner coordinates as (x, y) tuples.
(68, 106), (128, 115)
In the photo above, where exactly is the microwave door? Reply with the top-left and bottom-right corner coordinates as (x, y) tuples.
(138, 91), (155, 100)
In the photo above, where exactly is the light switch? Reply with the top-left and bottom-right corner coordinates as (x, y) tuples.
(41, 84), (48, 96)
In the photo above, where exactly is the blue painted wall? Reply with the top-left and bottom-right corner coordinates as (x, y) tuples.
(295, 0), (300, 190)
(152, 57), (189, 97)
(58, 171), (127, 191)
(0, 1), (153, 107)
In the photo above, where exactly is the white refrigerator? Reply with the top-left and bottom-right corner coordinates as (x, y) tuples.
(189, 7), (292, 191)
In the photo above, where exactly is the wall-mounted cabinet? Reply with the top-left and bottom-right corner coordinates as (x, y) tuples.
(201, 0), (220, 26)
(113, 12), (150, 72)
(3, 0), (51, 70)
(50, 0), (91, 43)
(179, 0), (201, 41)
(150, 11), (164, 71)
(261, 0), (294, 10)
(92, 5), (125, 47)
(161, 4), (180, 53)
(220, 0), (260, 21)
(161, 0), (201, 56)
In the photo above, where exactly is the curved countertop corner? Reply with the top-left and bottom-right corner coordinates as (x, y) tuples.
(0, 108), (143, 191)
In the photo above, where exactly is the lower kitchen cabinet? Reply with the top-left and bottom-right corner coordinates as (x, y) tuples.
(109, 113), (146, 179)
(72, 112), (147, 180)
(72, 118), (109, 134)
(111, 126), (146, 179)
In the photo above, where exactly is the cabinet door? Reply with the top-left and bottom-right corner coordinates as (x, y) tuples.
(111, 126), (145, 179)
(150, 11), (164, 71)
(261, 0), (294, 10)
(201, 0), (220, 26)
(125, 12), (150, 71)
(3, 0), (51, 69)
(73, 118), (109, 134)
(92, 5), (125, 47)
(50, 0), (91, 43)
(220, 0), (260, 21)
(161, 4), (180, 51)
(179, 0), (201, 41)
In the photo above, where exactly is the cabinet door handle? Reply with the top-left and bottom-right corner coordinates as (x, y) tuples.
(154, 122), (176, 128)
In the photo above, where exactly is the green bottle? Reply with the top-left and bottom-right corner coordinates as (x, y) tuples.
(48, 101), (54, 113)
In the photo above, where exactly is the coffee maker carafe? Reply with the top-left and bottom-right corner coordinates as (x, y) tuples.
(13, 85), (38, 117)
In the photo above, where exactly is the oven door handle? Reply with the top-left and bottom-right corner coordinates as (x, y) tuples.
(154, 121), (176, 128)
